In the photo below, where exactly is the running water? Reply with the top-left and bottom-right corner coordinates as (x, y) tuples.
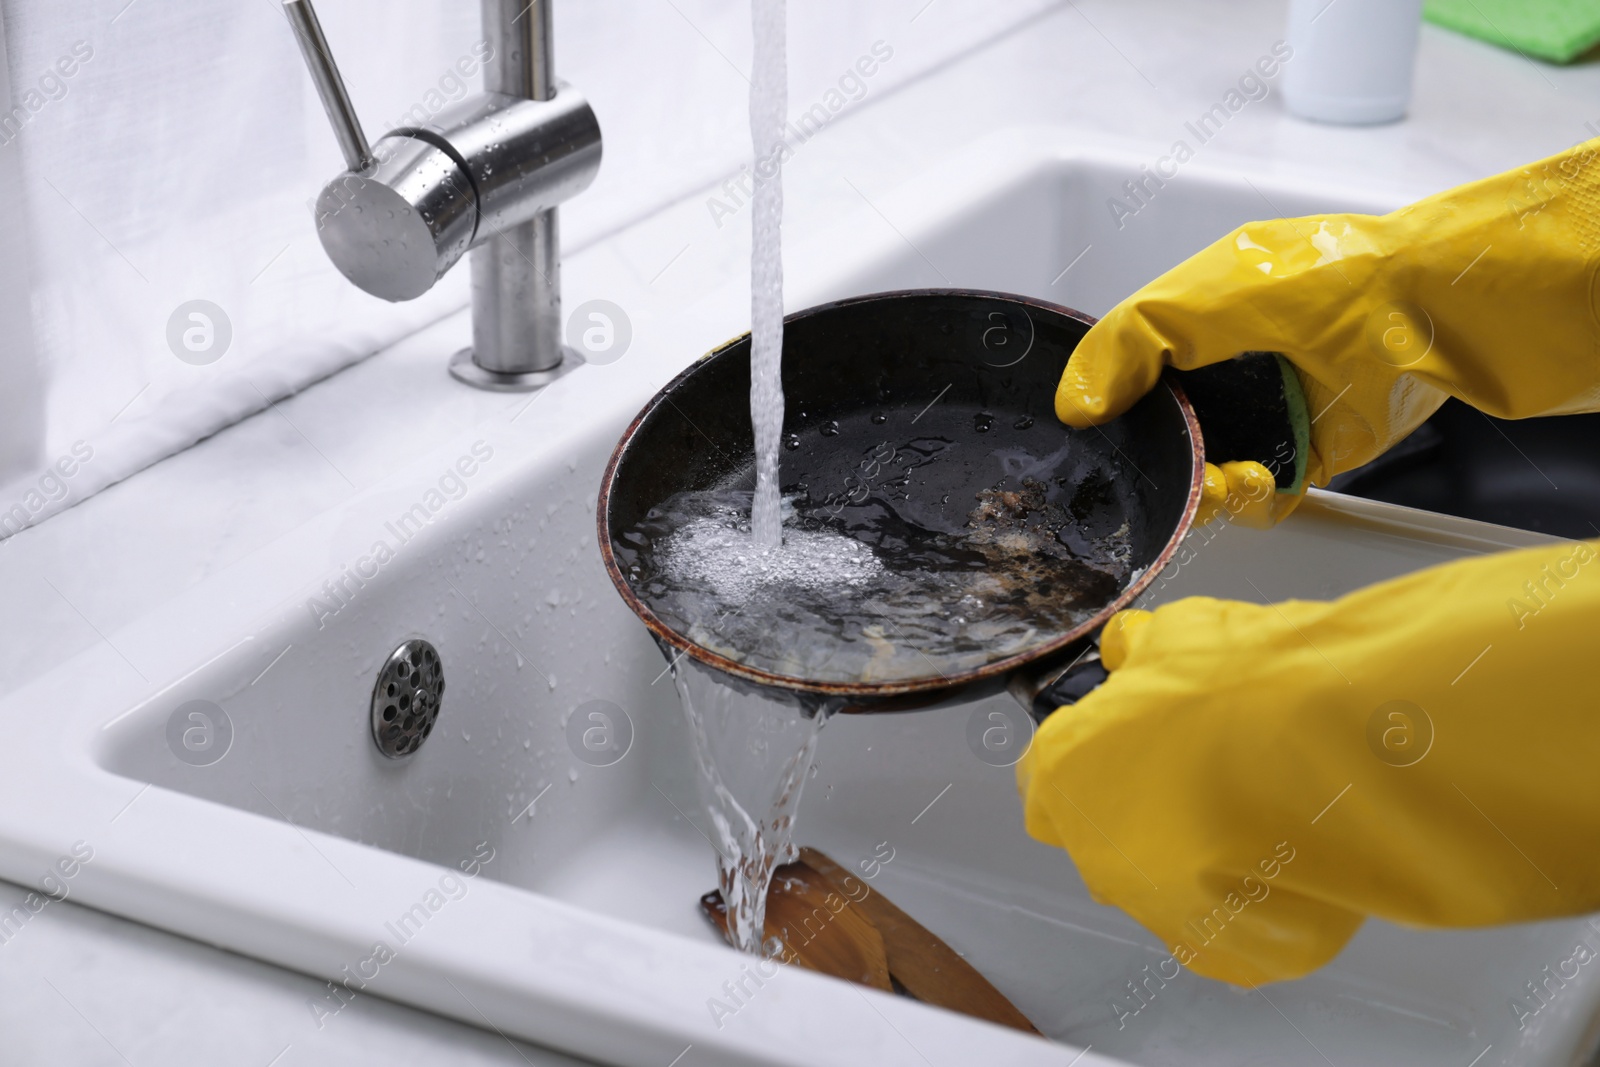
(672, 658), (827, 954)
(661, 0), (811, 956)
(748, 0), (787, 548)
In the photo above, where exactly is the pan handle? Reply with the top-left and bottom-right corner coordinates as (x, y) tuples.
(1006, 637), (1109, 724)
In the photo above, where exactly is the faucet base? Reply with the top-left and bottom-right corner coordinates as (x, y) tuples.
(447, 346), (584, 392)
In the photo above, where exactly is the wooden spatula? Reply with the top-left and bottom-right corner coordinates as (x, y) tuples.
(700, 848), (1039, 1035)
(798, 847), (1040, 1035)
(700, 858), (892, 992)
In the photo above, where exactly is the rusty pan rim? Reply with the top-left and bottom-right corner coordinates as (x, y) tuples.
(595, 287), (1204, 700)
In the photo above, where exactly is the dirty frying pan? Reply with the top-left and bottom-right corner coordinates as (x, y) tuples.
(598, 290), (1293, 720)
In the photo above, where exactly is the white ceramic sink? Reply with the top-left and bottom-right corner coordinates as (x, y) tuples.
(5, 131), (1598, 1067)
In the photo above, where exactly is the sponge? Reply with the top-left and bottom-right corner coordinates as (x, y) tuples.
(1425, 0), (1600, 64)
(1177, 352), (1311, 497)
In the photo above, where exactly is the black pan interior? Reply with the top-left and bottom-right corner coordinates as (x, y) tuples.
(604, 290), (1196, 692)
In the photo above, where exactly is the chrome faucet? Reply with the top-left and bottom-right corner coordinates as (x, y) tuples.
(285, 0), (602, 391)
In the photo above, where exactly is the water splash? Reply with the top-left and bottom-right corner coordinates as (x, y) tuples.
(655, 514), (881, 602)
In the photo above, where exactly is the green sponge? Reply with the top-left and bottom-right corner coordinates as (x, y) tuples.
(1176, 352), (1311, 497)
(1425, 0), (1600, 64)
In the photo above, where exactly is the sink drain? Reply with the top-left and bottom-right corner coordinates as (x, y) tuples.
(371, 639), (444, 759)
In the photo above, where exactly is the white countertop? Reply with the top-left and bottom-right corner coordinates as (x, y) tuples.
(3, 2), (1598, 1062)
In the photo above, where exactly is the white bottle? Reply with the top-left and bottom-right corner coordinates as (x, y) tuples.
(1282, 0), (1425, 125)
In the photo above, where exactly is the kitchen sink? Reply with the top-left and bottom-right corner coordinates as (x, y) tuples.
(5, 130), (1597, 1066)
(1328, 398), (1600, 540)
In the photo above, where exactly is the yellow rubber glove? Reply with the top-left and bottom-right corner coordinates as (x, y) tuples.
(1018, 537), (1600, 986)
(1058, 140), (1600, 500)
(1198, 460), (1302, 528)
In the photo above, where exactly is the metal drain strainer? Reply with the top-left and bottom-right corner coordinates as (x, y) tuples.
(371, 639), (444, 759)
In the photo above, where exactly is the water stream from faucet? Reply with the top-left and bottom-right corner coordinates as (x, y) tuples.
(748, 0), (787, 549)
(671, 0), (810, 957)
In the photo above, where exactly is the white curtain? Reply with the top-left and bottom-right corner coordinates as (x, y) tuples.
(0, 0), (1058, 538)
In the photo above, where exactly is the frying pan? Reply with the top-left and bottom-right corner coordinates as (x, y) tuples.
(597, 289), (1290, 720)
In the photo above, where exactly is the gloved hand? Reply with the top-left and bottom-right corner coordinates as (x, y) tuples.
(1198, 460), (1301, 528)
(1017, 537), (1600, 986)
(1058, 141), (1600, 519)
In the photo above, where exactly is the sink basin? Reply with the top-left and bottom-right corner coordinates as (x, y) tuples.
(6, 131), (1598, 1066)
(1328, 397), (1600, 540)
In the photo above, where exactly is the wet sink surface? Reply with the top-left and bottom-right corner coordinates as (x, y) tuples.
(7, 132), (1598, 1067)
